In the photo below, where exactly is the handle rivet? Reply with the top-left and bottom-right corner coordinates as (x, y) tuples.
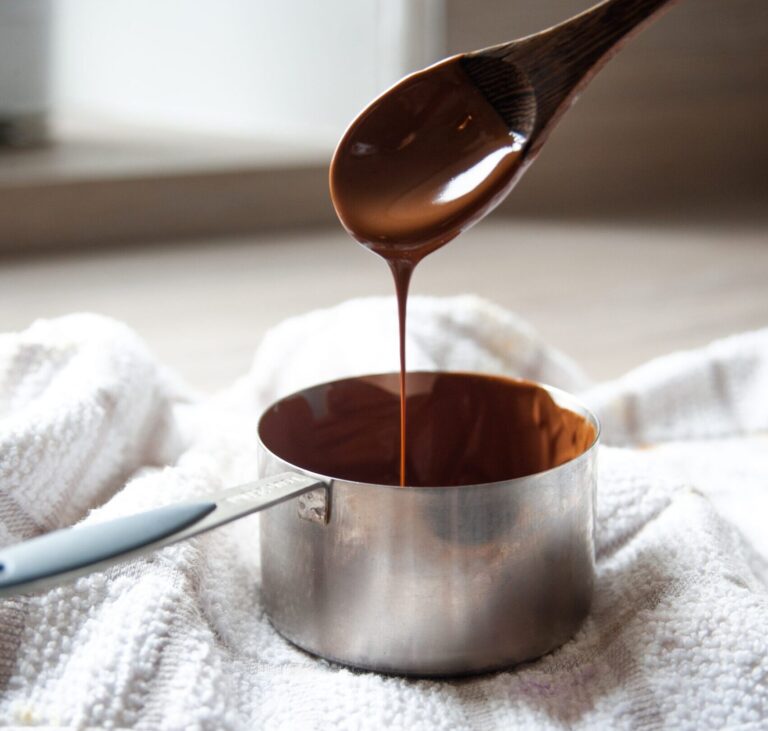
(297, 489), (329, 525)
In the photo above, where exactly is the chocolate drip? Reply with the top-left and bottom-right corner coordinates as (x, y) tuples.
(330, 58), (526, 484)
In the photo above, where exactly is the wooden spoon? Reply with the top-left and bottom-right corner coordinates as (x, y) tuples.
(330, 0), (678, 256)
(462, 0), (678, 178)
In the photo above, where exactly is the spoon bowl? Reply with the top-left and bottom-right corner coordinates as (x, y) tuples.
(330, 57), (534, 260)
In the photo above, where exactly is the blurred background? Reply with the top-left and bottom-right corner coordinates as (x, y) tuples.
(1, 0), (767, 390)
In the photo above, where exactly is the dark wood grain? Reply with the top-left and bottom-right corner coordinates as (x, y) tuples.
(462, 0), (678, 158)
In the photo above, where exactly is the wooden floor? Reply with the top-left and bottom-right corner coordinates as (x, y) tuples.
(2, 220), (767, 392)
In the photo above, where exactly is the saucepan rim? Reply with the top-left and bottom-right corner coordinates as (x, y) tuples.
(256, 369), (600, 492)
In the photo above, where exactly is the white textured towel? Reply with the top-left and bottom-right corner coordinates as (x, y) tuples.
(0, 297), (766, 730)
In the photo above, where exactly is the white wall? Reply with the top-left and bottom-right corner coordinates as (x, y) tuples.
(52, 0), (444, 145)
(0, 0), (51, 115)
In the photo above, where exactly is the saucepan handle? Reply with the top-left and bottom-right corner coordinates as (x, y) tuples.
(0, 471), (327, 598)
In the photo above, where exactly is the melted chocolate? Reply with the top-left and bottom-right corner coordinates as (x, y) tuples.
(329, 57), (524, 255)
(330, 57), (526, 485)
(259, 373), (596, 488)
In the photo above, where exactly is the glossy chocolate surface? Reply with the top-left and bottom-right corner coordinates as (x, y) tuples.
(330, 57), (524, 258)
(259, 372), (596, 488)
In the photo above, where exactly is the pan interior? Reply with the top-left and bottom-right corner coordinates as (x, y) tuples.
(258, 372), (596, 488)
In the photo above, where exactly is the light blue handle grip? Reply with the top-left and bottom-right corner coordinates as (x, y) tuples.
(0, 502), (215, 595)
(0, 471), (326, 598)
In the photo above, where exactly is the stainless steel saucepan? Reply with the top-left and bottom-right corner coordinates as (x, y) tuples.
(0, 372), (599, 677)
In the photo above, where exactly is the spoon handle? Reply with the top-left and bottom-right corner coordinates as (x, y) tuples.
(509, 0), (678, 130)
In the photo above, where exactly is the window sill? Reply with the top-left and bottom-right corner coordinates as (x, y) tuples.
(0, 120), (335, 255)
